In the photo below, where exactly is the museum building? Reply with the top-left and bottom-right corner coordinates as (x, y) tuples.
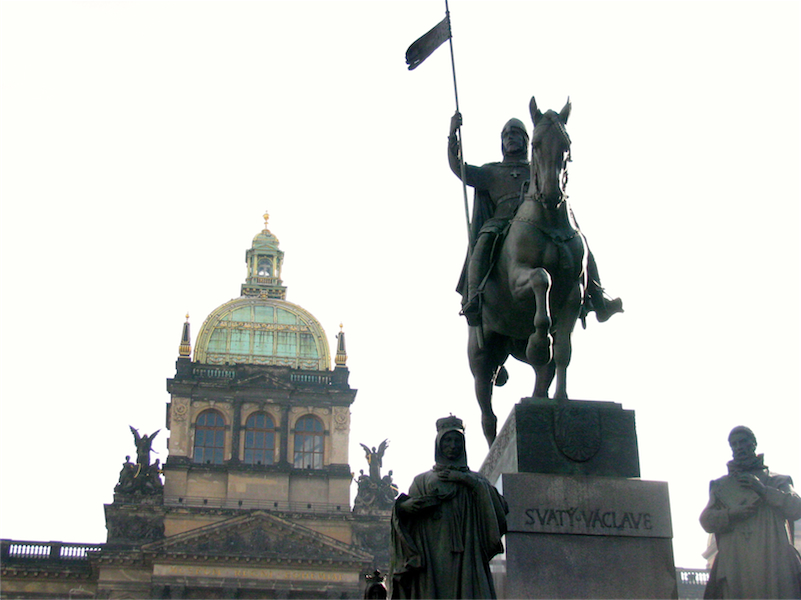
(0, 214), (390, 599)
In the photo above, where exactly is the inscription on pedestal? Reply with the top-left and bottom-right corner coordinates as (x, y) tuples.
(524, 506), (653, 533)
(503, 473), (672, 538)
(501, 472), (677, 598)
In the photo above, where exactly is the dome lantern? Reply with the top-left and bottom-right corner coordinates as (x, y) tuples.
(241, 210), (287, 300)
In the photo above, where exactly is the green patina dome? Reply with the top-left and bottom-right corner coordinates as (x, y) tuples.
(194, 297), (330, 370)
(192, 212), (331, 370)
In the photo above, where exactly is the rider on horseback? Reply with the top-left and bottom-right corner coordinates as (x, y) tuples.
(449, 111), (622, 328)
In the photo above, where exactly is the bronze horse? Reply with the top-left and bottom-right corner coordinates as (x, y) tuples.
(468, 97), (588, 446)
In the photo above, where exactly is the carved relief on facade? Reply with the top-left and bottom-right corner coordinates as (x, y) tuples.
(168, 397), (191, 456)
(172, 398), (189, 422)
(106, 514), (165, 545)
(143, 512), (372, 565)
(333, 407), (349, 431)
(329, 407), (351, 464)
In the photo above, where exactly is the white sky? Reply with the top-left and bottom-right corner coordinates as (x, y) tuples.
(1, 1), (799, 570)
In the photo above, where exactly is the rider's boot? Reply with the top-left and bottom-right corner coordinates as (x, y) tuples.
(594, 295), (623, 322)
(585, 251), (623, 323)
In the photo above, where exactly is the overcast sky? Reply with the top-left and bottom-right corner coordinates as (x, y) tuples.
(1, 1), (799, 570)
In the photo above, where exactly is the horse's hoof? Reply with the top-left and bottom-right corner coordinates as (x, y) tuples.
(526, 333), (553, 366)
(493, 366), (509, 387)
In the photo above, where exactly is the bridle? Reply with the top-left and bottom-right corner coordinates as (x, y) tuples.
(529, 114), (572, 209)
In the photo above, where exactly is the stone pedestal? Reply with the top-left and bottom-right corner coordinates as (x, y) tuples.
(481, 398), (640, 482)
(480, 399), (677, 599)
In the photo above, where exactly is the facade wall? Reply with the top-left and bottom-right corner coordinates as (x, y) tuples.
(227, 471), (290, 502)
(163, 364), (354, 515)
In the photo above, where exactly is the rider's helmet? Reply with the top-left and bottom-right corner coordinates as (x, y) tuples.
(502, 118), (529, 141)
(501, 118), (529, 157)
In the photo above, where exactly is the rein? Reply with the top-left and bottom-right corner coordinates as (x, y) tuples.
(529, 112), (572, 211)
(511, 212), (579, 243)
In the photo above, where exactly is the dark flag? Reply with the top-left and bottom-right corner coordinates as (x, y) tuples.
(405, 15), (451, 70)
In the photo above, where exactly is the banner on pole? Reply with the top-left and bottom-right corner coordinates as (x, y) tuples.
(405, 15), (451, 71)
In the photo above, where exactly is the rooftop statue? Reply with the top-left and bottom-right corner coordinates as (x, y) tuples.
(361, 439), (389, 482)
(115, 427), (163, 496)
(389, 416), (507, 598)
(354, 440), (398, 514)
(451, 97), (622, 446)
(130, 425), (160, 469)
(700, 426), (801, 598)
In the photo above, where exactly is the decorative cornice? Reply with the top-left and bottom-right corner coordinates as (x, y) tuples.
(0, 567), (95, 578)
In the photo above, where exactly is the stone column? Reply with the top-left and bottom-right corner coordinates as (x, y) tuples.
(230, 400), (242, 463)
(279, 404), (290, 466)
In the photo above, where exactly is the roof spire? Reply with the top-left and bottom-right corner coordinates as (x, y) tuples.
(178, 314), (192, 358)
(335, 324), (348, 369)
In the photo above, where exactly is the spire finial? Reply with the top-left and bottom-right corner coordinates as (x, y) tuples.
(263, 210), (270, 231)
(335, 324), (348, 369)
(179, 315), (192, 358)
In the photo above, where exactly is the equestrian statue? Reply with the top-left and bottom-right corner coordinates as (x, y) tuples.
(451, 96), (622, 446)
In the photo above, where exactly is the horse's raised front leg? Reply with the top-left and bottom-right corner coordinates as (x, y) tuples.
(468, 328), (506, 446)
(510, 266), (553, 368)
(551, 286), (582, 400)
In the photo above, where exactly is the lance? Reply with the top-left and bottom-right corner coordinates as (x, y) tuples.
(406, 1), (472, 246)
(445, 0), (473, 247)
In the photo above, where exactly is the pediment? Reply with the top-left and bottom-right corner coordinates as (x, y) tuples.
(141, 511), (371, 564)
(235, 371), (293, 389)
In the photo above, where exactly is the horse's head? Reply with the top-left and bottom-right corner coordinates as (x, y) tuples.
(528, 96), (572, 209)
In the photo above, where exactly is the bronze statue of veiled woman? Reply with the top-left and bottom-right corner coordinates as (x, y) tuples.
(389, 416), (507, 598)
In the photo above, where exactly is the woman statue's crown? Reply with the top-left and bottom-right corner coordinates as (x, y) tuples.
(436, 415), (464, 432)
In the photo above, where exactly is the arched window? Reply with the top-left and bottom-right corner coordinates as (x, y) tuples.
(194, 410), (225, 464)
(293, 415), (324, 469)
(257, 258), (273, 277)
(244, 412), (276, 465)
